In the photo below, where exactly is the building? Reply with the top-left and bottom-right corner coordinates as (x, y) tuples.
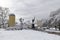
(8, 14), (15, 27)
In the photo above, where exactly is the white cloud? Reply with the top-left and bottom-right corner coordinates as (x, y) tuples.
(0, 0), (60, 21)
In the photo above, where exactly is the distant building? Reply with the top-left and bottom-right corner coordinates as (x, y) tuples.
(8, 14), (15, 27)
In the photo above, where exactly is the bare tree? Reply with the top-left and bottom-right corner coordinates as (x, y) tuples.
(19, 18), (24, 29)
(48, 8), (60, 30)
(0, 7), (9, 28)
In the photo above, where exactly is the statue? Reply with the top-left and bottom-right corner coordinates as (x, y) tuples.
(32, 17), (35, 29)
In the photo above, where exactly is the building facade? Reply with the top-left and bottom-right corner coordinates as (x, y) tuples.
(8, 14), (15, 27)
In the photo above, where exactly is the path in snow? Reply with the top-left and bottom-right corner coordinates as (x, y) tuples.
(0, 29), (60, 40)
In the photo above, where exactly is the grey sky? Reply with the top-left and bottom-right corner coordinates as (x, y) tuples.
(0, 0), (60, 21)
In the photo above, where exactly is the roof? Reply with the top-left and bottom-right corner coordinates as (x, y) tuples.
(9, 14), (15, 16)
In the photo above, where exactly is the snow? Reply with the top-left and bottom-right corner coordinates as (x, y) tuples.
(45, 28), (60, 33)
(0, 29), (60, 40)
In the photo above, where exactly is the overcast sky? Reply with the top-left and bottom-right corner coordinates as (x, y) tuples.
(0, 0), (60, 21)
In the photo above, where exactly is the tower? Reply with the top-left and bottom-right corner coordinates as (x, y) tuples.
(8, 14), (15, 27)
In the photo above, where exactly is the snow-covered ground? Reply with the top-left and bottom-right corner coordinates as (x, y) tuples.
(45, 28), (60, 33)
(0, 29), (60, 40)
